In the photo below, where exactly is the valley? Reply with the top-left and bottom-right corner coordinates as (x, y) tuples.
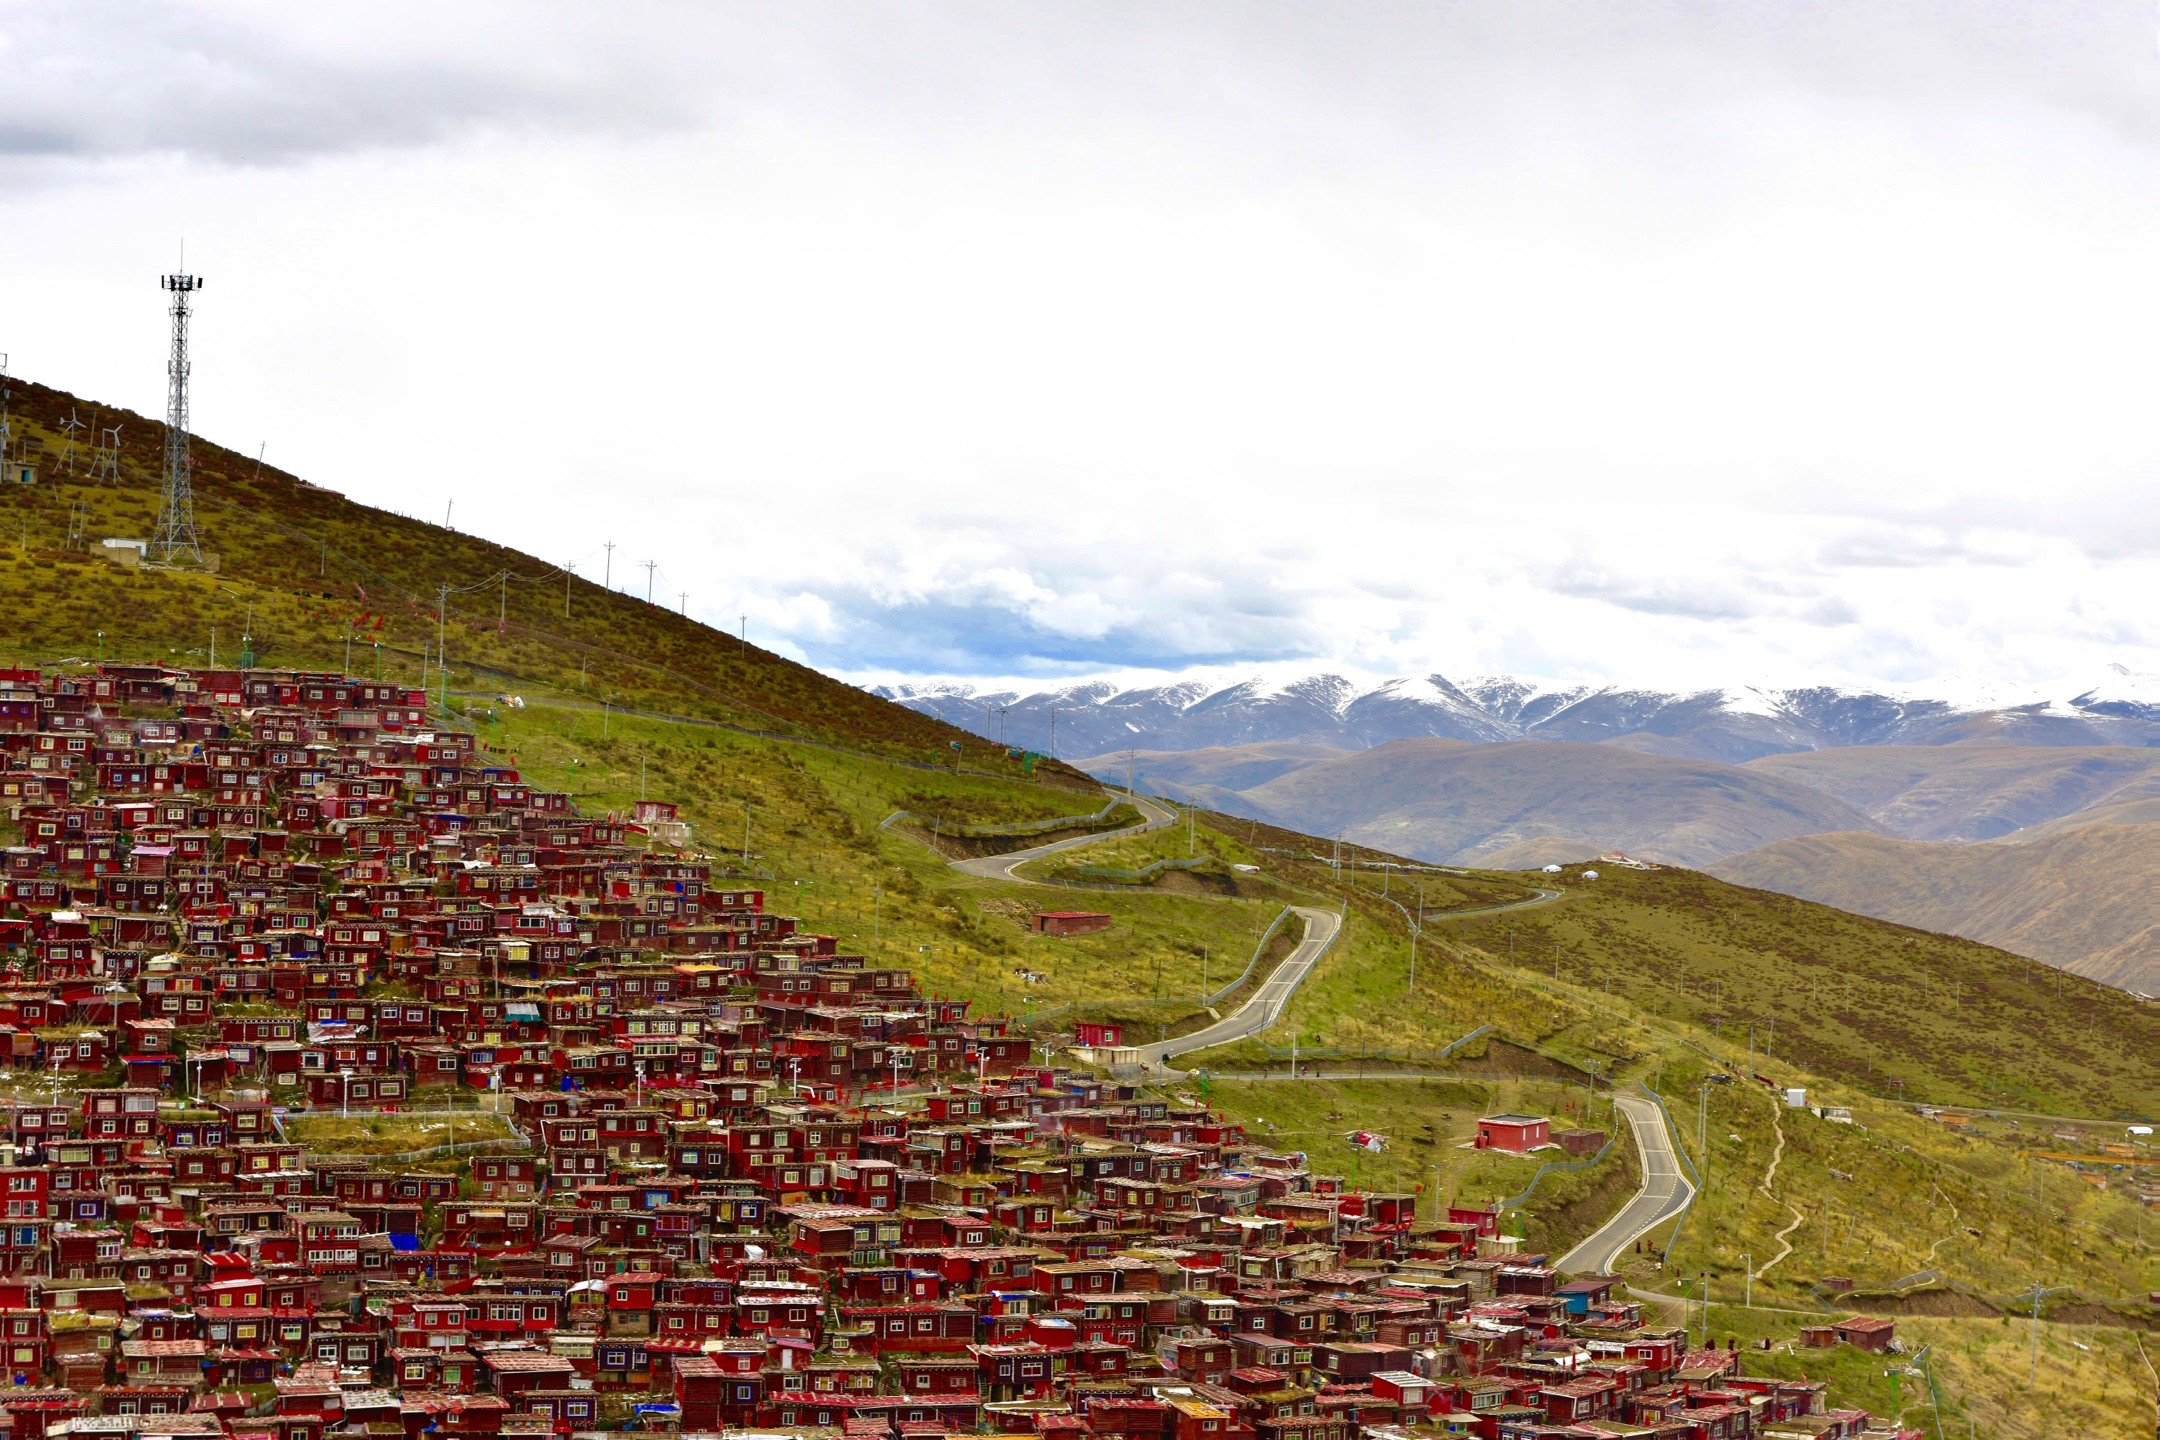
(0, 370), (2149, 1435)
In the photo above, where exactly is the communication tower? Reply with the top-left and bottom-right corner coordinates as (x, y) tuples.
(150, 271), (206, 566)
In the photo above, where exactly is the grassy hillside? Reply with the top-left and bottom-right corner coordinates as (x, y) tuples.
(4, 370), (2152, 1429)
(1432, 861), (2156, 1116)
(1742, 744), (2160, 842)
(0, 377), (1075, 777)
(1713, 827), (2160, 997)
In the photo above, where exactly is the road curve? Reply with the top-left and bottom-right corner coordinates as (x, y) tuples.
(1557, 1092), (1695, 1276)
(947, 792), (1179, 882)
(1129, 906), (1341, 1066)
(1424, 886), (1565, 920)
(936, 792), (1341, 1070)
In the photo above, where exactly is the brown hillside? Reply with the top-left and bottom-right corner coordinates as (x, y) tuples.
(1230, 738), (1877, 867)
(1710, 824), (2160, 995)
(1742, 744), (2160, 842)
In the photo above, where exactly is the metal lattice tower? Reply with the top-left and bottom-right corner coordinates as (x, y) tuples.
(150, 271), (206, 566)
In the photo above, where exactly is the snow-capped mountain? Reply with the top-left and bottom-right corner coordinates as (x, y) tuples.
(868, 664), (2160, 763)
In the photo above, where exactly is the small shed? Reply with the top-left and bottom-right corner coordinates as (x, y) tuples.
(1033, 912), (1112, 937)
(1832, 1316), (1896, 1353)
(1474, 1114), (1551, 1152)
(1553, 1127), (1606, 1156)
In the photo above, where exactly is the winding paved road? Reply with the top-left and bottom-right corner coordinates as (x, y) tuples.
(948, 792), (1179, 881)
(1130, 906), (1342, 1065)
(944, 803), (1684, 1263)
(942, 792), (1340, 1067)
(1557, 1092), (1696, 1275)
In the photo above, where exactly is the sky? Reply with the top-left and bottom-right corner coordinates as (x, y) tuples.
(3, 2), (2160, 693)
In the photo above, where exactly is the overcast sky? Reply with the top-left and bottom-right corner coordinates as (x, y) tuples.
(4, 1), (2159, 691)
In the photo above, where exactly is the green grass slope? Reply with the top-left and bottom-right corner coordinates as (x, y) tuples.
(3, 372), (2151, 1424)
(0, 377), (1065, 775)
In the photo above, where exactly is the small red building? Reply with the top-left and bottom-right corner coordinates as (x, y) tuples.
(1473, 1114), (1550, 1152)
(1833, 1316), (1896, 1353)
(1032, 912), (1111, 937)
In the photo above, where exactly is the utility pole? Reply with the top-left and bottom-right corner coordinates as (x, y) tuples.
(150, 267), (206, 566)
(643, 560), (657, 603)
(1409, 882), (1422, 994)
(740, 615), (746, 651)
(604, 542), (615, 590)
(565, 562), (574, 618)
(678, 591), (687, 616)
(436, 586), (450, 718)
(2022, 1284), (2049, 1384)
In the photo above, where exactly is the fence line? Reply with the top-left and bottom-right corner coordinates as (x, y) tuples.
(303, 1136), (532, 1164)
(961, 800), (1127, 837)
(1501, 1132), (1619, 1212)
(1007, 906), (1299, 1030)
(1255, 1023), (1495, 1064)
(1072, 856), (1208, 883)
(880, 802), (1132, 841)
(1201, 908), (1295, 1008)
(1637, 1081), (1702, 1263)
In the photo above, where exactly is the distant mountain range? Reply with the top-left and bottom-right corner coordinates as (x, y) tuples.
(872, 667), (2160, 764)
(872, 667), (2160, 991)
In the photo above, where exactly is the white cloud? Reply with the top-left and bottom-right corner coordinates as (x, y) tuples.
(0, 2), (2155, 689)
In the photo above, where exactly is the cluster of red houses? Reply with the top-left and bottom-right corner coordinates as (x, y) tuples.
(0, 664), (1909, 1440)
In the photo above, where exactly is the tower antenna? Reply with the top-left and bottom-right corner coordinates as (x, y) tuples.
(150, 267), (206, 566)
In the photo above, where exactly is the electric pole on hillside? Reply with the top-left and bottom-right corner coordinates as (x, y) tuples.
(150, 268), (206, 567)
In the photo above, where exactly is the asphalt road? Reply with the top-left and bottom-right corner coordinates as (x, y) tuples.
(1556, 1092), (1696, 1276)
(948, 792), (1179, 881)
(942, 792), (1339, 1068)
(1128, 906), (1342, 1066)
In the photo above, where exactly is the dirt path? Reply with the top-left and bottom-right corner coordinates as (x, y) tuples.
(1753, 1084), (1802, 1278)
